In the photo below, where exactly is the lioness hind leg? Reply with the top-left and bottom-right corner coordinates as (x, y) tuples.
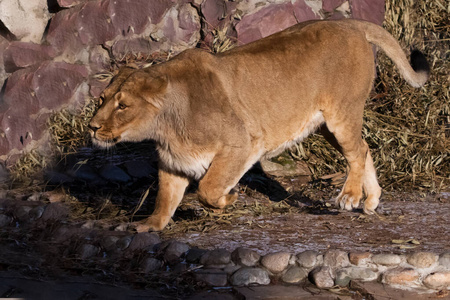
(197, 149), (256, 209)
(321, 122), (367, 212)
(135, 167), (190, 232)
(362, 150), (381, 214)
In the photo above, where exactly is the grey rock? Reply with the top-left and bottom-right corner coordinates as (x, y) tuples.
(372, 254), (402, 266)
(323, 250), (349, 269)
(439, 252), (450, 269)
(261, 252), (291, 274)
(195, 269), (228, 287)
(141, 257), (162, 273)
(296, 250), (322, 269)
(232, 247), (260, 267)
(101, 235), (120, 252)
(172, 262), (188, 273)
(78, 244), (99, 259)
(281, 266), (308, 284)
(200, 248), (231, 266)
(230, 267), (271, 286)
(0, 214), (12, 227)
(186, 248), (207, 263)
(335, 267), (378, 286)
(309, 266), (335, 289)
(127, 233), (160, 252)
(164, 241), (190, 263)
(14, 206), (32, 221)
(99, 165), (131, 183)
(41, 203), (69, 221)
(224, 263), (241, 275)
(29, 206), (45, 220)
(116, 236), (133, 250)
(407, 252), (438, 268)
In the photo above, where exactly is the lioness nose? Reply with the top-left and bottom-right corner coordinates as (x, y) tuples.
(88, 122), (102, 132)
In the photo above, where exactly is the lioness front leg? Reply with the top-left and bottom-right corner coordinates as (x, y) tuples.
(135, 167), (189, 232)
(197, 149), (256, 209)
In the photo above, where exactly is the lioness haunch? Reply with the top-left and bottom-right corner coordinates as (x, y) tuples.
(89, 19), (429, 232)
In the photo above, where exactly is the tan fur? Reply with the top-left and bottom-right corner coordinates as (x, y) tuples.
(89, 19), (428, 231)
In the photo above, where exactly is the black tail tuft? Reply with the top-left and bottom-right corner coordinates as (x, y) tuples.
(410, 49), (430, 74)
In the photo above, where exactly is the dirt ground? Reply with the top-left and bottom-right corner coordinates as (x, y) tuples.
(1, 146), (449, 299)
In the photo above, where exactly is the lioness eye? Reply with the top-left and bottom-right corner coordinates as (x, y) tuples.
(118, 103), (127, 110)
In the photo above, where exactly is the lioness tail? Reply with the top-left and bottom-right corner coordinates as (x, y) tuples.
(352, 20), (430, 88)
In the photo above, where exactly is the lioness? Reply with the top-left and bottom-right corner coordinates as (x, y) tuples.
(89, 19), (429, 232)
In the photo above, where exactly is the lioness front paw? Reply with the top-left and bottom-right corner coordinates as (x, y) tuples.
(133, 215), (170, 232)
(335, 192), (362, 211)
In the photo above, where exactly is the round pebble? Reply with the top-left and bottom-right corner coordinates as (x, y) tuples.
(281, 266), (308, 284)
(382, 268), (420, 286)
(232, 247), (260, 267)
(0, 214), (12, 227)
(200, 248), (231, 266)
(78, 244), (99, 259)
(41, 203), (69, 221)
(407, 252), (438, 269)
(309, 266), (335, 288)
(349, 252), (372, 266)
(14, 206), (32, 221)
(438, 253), (450, 269)
(195, 269), (228, 287)
(116, 236), (133, 250)
(186, 248), (207, 263)
(142, 257), (163, 273)
(164, 241), (190, 263)
(261, 252), (291, 274)
(128, 232), (160, 251)
(423, 271), (450, 290)
(372, 254), (402, 266)
(101, 236), (120, 252)
(297, 250), (322, 269)
(335, 267), (378, 286)
(323, 249), (349, 269)
(230, 267), (270, 286)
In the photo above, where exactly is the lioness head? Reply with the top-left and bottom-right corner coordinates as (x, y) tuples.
(89, 67), (168, 148)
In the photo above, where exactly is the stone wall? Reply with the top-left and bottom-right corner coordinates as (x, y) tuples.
(0, 0), (385, 170)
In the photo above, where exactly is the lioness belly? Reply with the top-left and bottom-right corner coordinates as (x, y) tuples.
(157, 146), (214, 180)
(263, 111), (325, 159)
